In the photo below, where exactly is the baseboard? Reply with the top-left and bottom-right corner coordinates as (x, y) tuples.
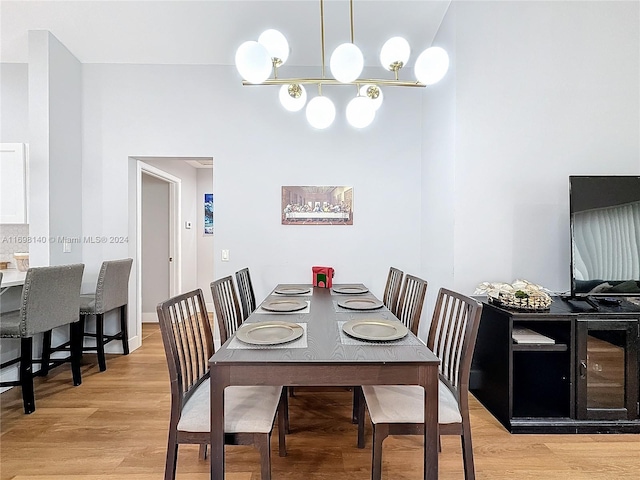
(142, 312), (157, 323)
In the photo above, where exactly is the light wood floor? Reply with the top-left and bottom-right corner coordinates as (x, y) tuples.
(1, 324), (639, 480)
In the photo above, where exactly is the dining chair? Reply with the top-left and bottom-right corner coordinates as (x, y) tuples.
(43, 258), (133, 372)
(382, 267), (404, 315)
(0, 264), (85, 414)
(210, 276), (245, 345)
(395, 274), (428, 336)
(157, 288), (287, 480)
(352, 272), (425, 424)
(235, 267), (256, 321)
(356, 288), (483, 480)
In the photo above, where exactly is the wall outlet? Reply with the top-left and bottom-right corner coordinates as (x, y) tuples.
(221, 249), (229, 262)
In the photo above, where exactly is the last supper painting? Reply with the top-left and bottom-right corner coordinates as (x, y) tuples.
(282, 186), (353, 225)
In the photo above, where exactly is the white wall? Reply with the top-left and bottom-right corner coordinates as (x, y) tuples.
(0, 63), (28, 143)
(421, 1), (640, 310)
(83, 63), (424, 331)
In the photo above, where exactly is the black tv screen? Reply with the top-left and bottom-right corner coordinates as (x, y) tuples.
(570, 175), (640, 296)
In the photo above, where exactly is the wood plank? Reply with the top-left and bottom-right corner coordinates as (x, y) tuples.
(1, 324), (639, 480)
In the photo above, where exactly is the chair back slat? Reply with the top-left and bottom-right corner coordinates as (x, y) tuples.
(427, 288), (482, 402)
(395, 274), (428, 336)
(235, 267), (256, 321)
(210, 276), (244, 345)
(157, 289), (212, 405)
(382, 267), (403, 315)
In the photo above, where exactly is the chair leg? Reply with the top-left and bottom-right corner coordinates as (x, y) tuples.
(352, 386), (361, 424)
(164, 433), (179, 480)
(198, 444), (207, 460)
(78, 316), (86, 361)
(120, 304), (130, 355)
(70, 322), (83, 386)
(257, 434), (272, 480)
(461, 421), (476, 480)
(371, 424), (389, 480)
(40, 330), (52, 376)
(19, 337), (35, 414)
(96, 313), (107, 371)
(277, 388), (287, 457)
(357, 388), (366, 449)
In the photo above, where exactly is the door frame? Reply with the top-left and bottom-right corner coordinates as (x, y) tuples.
(136, 161), (181, 327)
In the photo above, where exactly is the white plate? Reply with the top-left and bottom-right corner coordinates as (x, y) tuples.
(261, 299), (307, 312)
(332, 286), (369, 294)
(274, 286), (311, 295)
(236, 321), (304, 345)
(337, 298), (383, 310)
(342, 318), (409, 341)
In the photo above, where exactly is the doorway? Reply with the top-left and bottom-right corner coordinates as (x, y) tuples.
(136, 162), (181, 325)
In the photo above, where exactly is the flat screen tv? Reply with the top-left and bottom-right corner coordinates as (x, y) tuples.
(570, 175), (640, 297)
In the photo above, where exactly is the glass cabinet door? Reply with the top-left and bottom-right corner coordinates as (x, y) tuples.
(576, 319), (639, 420)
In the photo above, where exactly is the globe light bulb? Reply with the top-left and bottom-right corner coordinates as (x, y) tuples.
(414, 46), (449, 85)
(346, 96), (376, 129)
(380, 37), (410, 71)
(359, 84), (383, 111)
(258, 29), (290, 65)
(329, 43), (364, 83)
(279, 84), (307, 112)
(305, 96), (336, 129)
(234, 41), (272, 84)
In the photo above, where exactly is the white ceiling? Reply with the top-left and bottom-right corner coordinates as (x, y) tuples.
(1, 0), (451, 67)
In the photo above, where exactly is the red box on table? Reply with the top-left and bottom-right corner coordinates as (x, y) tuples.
(312, 266), (334, 288)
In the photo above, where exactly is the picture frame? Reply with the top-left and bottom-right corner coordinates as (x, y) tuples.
(282, 186), (353, 225)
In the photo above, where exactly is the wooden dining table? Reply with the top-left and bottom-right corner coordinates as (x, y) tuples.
(209, 283), (440, 480)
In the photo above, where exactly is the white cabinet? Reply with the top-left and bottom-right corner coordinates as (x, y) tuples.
(0, 143), (27, 224)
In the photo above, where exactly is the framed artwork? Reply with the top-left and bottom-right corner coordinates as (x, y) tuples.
(204, 193), (213, 235)
(282, 186), (353, 225)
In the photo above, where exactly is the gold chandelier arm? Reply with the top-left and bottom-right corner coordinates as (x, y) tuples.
(243, 78), (426, 88)
(320, 0), (326, 80)
(350, 0), (355, 44)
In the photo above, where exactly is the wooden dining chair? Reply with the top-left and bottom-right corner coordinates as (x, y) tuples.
(357, 288), (483, 480)
(395, 274), (428, 336)
(157, 288), (287, 480)
(235, 267), (256, 321)
(382, 267), (404, 315)
(352, 272), (425, 424)
(210, 276), (244, 345)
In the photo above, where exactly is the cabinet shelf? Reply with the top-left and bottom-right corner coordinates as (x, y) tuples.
(512, 343), (568, 352)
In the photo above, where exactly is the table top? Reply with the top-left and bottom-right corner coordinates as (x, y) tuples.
(0, 269), (27, 288)
(210, 284), (438, 366)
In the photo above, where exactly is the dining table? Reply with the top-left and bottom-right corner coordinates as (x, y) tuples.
(209, 283), (440, 480)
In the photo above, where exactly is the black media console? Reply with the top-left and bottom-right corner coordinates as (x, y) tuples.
(470, 296), (640, 433)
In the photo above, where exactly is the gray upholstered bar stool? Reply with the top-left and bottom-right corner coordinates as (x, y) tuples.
(0, 264), (85, 414)
(78, 258), (133, 371)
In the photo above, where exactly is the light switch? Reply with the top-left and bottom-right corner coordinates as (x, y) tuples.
(221, 249), (230, 262)
(185, 221), (192, 229)
(63, 241), (71, 253)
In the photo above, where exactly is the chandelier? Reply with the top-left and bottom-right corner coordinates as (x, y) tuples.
(234, 0), (449, 130)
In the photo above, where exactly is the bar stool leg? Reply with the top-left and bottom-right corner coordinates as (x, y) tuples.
(20, 337), (36, 414)
(70, 322), (83, 386)
(40, 330), (52, 376)
(96, 313), (106, 372)
(120, 304), (129, 355)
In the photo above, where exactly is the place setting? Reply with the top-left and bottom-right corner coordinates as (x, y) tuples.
(334, 297), (383, 313)
(273, 285), (312, 296)
(338, 318), (423, 346)
(229, 320), (308, 350)
(331, 284), (369, 295)
(256, 297), (311, 314)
